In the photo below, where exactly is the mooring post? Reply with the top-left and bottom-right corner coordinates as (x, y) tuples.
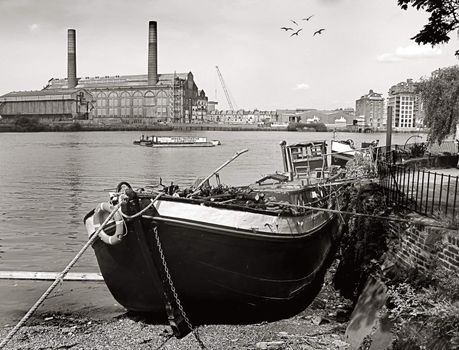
(386, 106), (393, 162)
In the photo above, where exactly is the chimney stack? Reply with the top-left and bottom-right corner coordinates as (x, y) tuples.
(67, 29), (77, 89)
(148, 21), (158, 85)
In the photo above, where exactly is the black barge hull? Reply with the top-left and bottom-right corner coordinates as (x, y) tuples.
(86, 196), (340, 321)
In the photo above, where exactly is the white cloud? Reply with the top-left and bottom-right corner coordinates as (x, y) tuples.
(294, 83), (310, 90)
(28, 23), (39, 32)
(377, 44), (442, 62)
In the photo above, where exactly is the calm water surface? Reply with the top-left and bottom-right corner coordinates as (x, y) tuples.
(0, 130), (421, 323)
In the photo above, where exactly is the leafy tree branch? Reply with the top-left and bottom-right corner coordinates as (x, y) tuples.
(398, 0), (459, 55)
(417, 65), (459, 143)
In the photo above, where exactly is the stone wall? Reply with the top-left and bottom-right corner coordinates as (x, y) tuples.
(386, 215), (459, 273)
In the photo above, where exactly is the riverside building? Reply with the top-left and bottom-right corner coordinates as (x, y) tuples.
(386, 79), (422, 131)
(355, 89), (385, 131)
(0, 21), (208, 125)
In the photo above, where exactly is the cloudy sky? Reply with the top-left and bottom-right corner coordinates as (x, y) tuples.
(0, 0), (457, 110)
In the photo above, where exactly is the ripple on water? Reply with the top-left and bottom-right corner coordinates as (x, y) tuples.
(0, 130), (423, 321)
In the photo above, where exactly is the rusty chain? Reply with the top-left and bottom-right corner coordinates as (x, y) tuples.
(153, 225), (207, 350)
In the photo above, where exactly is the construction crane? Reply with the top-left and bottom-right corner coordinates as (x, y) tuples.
(215, 65), (238, 111)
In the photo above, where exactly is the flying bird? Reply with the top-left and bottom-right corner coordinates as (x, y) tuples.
(290, 19), (298, 26)
(290, 28), (303, 37)
(302, 15), (314, 21)
(313, 28), (325, 36)
(280, 27), (293, 31)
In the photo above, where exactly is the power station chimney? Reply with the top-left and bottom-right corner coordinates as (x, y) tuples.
(67, 29), (77, 89)
(148, 21), (158, 85)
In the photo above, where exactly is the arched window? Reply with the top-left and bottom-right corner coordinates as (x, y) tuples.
(132, 91), (143, 118)
(156, 91), (168, 119)
(120, 92), (131, 118)
(144, 91), (156, 118)
(96, 92), (108, 117)
(108, 92), (119, 118)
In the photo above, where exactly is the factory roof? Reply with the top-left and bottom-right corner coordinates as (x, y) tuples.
(0, 88), (91, 102)
(44, 73), (191, 90)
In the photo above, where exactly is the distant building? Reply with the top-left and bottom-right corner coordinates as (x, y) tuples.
(276, 109), (325, 124)
(333, 117), (347, 129)
(207, 101), (218, 113)
(0, 21), (208, 125)
(276, 108), (355, 127)
(355, 89), (385, 130)
(387, 79), (421, 131)
(0, 89), (92, 124)
(213, 110), (277, 124)
(323, 109), (355, 126)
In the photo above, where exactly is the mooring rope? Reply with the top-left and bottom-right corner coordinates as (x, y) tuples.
(119, 193), (162, 219)
(0, 203), (122, 350)
(269, 201), (454, 230)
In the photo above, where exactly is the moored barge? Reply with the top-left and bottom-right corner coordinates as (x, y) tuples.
(84, 140), (345, 337)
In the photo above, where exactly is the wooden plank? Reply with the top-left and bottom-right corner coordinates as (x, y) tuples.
(0, 271), (104, 282)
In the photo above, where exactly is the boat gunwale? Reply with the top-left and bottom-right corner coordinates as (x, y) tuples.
(137, 187), (335, 217)
(143, 210), (335, 240)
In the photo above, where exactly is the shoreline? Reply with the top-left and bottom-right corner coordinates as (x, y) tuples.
(0, 265), (351, 350)
(0, 122), (424, 134)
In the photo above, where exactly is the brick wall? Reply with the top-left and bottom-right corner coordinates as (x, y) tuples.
(439, 234), (459, 272)
(386, 215), (459, 274)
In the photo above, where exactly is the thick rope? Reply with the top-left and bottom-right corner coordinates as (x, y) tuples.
(269, 201), (453, 230)
(119, 193), (162, 219)
(0, 203), (122, 350)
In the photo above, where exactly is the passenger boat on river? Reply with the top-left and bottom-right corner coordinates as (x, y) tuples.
(84, 140), (346, 337)
(133, 135), (220, 147)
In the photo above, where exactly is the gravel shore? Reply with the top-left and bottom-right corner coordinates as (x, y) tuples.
(0, 267), (351, 350)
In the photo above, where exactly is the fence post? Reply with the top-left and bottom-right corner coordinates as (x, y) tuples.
(402, 166), (407, 208)
(426, 171), (431, 216)
(405, 168), (410, 209)
(420, 171), (425, 214)
(446, 175), (451, 216)
(387, 164), (392, 200)
(415, 168), (420, 212)
(431, 172), (436, 215)
(439, 174), (444, 215)
(453, 176), (458, 218)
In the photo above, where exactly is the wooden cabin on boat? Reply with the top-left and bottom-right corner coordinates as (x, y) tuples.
(280, 140), (330, 180)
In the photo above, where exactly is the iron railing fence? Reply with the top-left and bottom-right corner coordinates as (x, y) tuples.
(379, 162), (459, 219)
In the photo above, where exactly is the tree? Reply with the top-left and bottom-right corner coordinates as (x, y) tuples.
(417, 65), (459, 144)
(397, 0), (459, 56)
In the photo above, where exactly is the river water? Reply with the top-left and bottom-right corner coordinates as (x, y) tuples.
(0, 130), (421, 324)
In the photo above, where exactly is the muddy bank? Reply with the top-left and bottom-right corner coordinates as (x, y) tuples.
(0, 267), (351, 350)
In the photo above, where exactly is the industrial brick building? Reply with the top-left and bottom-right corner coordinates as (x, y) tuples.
(355, 89), (385, 131)
(0, 21), (208, 125)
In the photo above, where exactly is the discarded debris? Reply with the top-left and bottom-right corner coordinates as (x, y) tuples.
(255, 340), (285, 349)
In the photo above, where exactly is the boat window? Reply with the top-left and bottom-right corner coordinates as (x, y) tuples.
(310, 145), (323, 156)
